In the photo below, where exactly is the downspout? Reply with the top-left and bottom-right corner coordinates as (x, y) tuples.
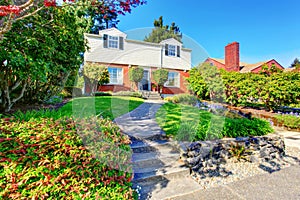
(160, 44), (163, 68)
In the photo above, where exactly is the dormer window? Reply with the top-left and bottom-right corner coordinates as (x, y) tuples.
(165, 44), (180, 57)
(168, 45), (176, 56)
(103, 34), (124, 50)
(108, 35), (118, 49)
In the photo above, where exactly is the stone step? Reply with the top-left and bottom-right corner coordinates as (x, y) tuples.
(133, 160), (189, 182)
(132, 151), (180, 167)
(130, 140), (174, 153)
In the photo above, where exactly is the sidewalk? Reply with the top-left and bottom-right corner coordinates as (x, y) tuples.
(172, 165), (300, 200)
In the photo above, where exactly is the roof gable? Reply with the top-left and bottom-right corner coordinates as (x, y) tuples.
(98, 28), (127, 38)
(159, 38), (182, 46)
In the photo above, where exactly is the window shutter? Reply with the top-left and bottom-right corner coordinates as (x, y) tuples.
(165, 44), (169, 56)
(103, 34), (108, 48)
(177, 46), (180, 57)
(119, 36), (124, 50)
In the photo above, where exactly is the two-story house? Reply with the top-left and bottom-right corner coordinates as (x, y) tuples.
(84, 28), (192, 97)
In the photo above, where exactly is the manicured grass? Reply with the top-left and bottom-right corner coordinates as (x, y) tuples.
(62, 96), (144, 120)
(156, 103), (274, 141)
(10, 96), (144, 121)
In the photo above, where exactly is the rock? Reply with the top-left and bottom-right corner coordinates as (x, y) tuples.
(250, 155), (259, 163)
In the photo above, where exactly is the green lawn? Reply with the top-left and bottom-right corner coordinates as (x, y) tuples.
(156, 103), (274, 141)
(61, 96), (144, 120)
(10, 96), (144, 121)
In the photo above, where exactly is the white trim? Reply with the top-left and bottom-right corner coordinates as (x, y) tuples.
(108, 67), (123, 84)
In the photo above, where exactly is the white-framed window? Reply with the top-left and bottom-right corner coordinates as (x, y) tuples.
(108, 67), (123, 84)
(165, 71), (180, 87)
(168, 45), (176, 56)
(108, 35), (119, 49)
(165, 44), (180, 57)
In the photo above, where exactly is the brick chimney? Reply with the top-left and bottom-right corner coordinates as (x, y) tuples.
(225, 42), (240, 72)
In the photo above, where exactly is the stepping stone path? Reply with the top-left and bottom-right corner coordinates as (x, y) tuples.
(114, 100), (201, 200)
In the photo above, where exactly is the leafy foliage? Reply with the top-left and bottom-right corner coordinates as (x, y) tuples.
(187, 63), (225, 102)
(129, 66), (144, 90)
(188, 64), (300, 111)
(152, 69), (169, 93)
(0, 117), (134, 199)
(144, 16), (182, 43)
(88, 0), (146, 34)
(275, 114), (300, 129)
(164, 94), (198, 106)
(186, 66), (208, 100)
(156, 103), (273, 141)
(0, 4), (91, 112)
(113, 91), (143, 99)
(83, 63), (110, 94)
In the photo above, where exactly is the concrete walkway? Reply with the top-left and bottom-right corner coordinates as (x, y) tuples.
(275, 127), (300, 149)
(114, 101), (300, 200)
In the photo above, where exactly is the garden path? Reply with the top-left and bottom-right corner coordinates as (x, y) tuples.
(114, 100), (201, 200)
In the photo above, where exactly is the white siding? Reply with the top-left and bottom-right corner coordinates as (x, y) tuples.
(84, 29), (191, 70)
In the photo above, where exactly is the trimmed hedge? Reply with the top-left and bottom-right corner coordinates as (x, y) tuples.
(113, 91), (143, 98)
(164, 94), (198, 106)
(0, 117), (134, 199)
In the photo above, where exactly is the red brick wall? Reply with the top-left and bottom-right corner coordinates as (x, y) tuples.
(225, 42), (240, 72)
(98, 63), (132, 92)
(162, 70), (190, 94)
(85, 62), (190, 95)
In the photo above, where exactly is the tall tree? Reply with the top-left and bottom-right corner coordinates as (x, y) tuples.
(291, 58), (300, 68)
(88, 0), (146, 34)
(0, 2), (91, 112)
(144, 16), (182, 43)
(0, 0), (146, 37)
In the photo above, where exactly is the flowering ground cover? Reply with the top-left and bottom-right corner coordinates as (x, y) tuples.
(0, 96), (144, 199)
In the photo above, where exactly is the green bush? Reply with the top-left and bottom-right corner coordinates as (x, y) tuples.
(113, 91), (143, 98)
(45, 95), (63, 104)
(0, 117), (134, 199)
(165, 94), (198, 106)
(275, 114), (300, 129)
(94, 91), (112, 96)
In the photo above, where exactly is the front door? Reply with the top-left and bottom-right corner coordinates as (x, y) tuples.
(139, 69), (150, 91)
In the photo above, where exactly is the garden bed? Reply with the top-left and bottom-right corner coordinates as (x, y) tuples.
(156, 103), (274, 141)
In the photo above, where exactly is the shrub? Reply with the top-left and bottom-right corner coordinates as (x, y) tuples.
(175, 120), (198, 141)
(165, 94), (198, 106)
(62, 86), (83, 97)
(44, 95), (63, 104)
(275, 114), (300, 129)
(94, 91), (112, 96)
(113, 91), (143, 98)
(0, 117), (134, 199)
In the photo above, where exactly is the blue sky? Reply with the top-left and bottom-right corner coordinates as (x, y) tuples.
(118, 0), (300, 68)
